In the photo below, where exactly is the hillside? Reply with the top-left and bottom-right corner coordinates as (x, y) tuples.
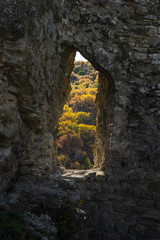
(56, 61), (98, 169)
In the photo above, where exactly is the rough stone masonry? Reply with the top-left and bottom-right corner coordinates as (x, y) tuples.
(0, 0), (160, 239)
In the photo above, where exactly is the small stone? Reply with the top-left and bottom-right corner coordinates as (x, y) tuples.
(136, 5), (148, 14)
(149, 54), (160, 64)
(147, 0), (159, 3)
(153, 193), (160, 201)
(8, 193), (18, 204)
(21, 160), (35, 166)
(96, 171), (106, 181)
(145, 173), (158, 180)
(155, 201), (160, 209)
(137, 216), (155, 226)
(20, 166), (30, 175)
(0, 203), (11, 211)
(115, 222), (129, 233)
(134, 52), (147, 60)
(145, 15), (157, 20)
(146, 230), (160, 239)
(145, 26), (158, 37)
(149, 182), (160, 192)
(135, 0), (147, 5)
(129, 224), (146, 234)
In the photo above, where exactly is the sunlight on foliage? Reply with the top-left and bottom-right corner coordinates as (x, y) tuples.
(56, 61), (98, 169)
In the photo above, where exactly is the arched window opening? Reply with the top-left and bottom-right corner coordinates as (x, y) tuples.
(55, 52), (98, 170)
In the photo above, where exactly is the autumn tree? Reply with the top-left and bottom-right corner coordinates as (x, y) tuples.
(56, 61), (98, 169)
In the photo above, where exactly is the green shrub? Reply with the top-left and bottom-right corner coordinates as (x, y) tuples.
(85, 157), (93, 169)
(0, 212), (26, 240)
(77, 70), (86, 76)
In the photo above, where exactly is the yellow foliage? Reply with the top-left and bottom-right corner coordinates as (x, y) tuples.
(63, 104), (73, 113)
(56, 60), (98, 169)
(78, 124), (96, 134)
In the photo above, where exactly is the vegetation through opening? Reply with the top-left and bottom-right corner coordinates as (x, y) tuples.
(55, 55), (98, 170)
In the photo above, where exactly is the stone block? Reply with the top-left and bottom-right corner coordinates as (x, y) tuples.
(146, 230), (160, 239)
(137, 216), (155, 226)
(98, 202), (113, 213)
(145, 173), (158, 181)
(132, 206), (147, 214)
(19, 166), (30, 175)
(134, 52), (147, 60)
(145, 15), (157, 20)
(0, 125), (17, 139)
(137, 199), (154, 208)
(129, 224), (147, 235)
(94, 192), (109, 202)
(124, 214), (137, 225)
(135, 0), (147, 5)
(100, 232), (121, 240)
(108, 193), (124, 202)
(67, 191), (80, 202)
(145, 26), (158, 37)
(132, 47), (147, 53)
(153, 193), (160, 201)
(136, 5), (148, 14)
(119, 234), (137, 240)
(124, 6), (134, 13)
(115, 222), (129, 233)
(87, 182), (102, 191)
(21, 159), (35, 167)
(133, 189), (152, 199)
(155, 201), (160, 209)
(112, 203), (131, 214)
(115, 188), (132, 197)
(100, 218), (114, 231)
(0, 147), (11, 159)
(79, 190), (92, 201)
(149, 182), (160, 192)
(96, 171), (106, 182)
(147, 0), (159, 3)
(149, 54), (160, 64)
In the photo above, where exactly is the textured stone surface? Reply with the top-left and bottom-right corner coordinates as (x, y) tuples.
(0, 0), (159, 178)
(0, 0), (160, 239)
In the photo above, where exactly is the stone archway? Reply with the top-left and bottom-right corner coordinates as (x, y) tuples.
(56, 48), (116, 171)
(0, 0), (159, 184)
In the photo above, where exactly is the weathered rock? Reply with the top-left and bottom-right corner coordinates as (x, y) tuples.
(24, 212), (57, 240)
(0, 0), (160, 239)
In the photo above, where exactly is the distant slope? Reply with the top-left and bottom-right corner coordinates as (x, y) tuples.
(56, 61), (98, 170)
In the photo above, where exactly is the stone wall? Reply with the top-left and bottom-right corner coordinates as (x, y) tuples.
(0, 0), (160, 238)
(1, 0), (159, 181)
(0, 0), (75, 185)
(62, 0), (160, 172)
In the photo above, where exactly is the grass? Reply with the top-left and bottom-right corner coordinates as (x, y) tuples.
(0, 211), (26, 240)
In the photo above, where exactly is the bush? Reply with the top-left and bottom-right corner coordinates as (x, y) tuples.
(77, 70), (86, 76)
(0, 212), (26, 240)
(56, 60), (98, 169)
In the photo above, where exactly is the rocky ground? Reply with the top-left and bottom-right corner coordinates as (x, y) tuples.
(0, 169), (106, 240)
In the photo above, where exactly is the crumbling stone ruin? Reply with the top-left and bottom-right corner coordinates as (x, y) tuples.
(0, 0), (160, 239)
